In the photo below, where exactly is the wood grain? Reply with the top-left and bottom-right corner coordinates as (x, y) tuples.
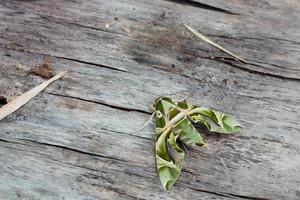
(0, 0), (300, 199)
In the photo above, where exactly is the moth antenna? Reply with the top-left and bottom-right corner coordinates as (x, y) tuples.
(149, 103), (155, 112)
(131, 112), (155, 133)
(178, 95), (189, 102)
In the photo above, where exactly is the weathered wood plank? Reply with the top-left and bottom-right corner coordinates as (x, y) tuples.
(0, 0), (300, 199)
(0, 0), (300, 79)
(1, 47), (300, 199)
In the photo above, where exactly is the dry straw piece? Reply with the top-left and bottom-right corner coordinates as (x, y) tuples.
(184, 25), (247, 63)
(0, 70), (68, 121)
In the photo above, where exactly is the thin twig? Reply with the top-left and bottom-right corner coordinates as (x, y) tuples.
(184, 25), (248, 63)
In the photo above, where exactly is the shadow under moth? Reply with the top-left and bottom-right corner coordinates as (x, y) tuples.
(153, 97), (241, 189)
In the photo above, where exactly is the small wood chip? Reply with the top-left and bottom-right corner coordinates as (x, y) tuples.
(184, 25), (247, 63)
(0, 71), (68, 121)
(31, 56), (54, 79)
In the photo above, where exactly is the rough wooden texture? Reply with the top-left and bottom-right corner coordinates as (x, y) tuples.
(0, 0), (300, 199)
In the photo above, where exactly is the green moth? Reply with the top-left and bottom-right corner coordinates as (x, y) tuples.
(153, 97), (241, 190)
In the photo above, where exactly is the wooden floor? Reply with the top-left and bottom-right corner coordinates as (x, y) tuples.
(1, 0), (300, 199)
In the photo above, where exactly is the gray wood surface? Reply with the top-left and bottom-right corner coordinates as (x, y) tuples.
(0, 0), (300, 199)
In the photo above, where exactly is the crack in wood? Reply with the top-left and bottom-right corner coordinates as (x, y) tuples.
(0, 44), (128, 73)
(65, 22), (133, 40)
(225, 193), (271, 200)
(0, 138), (11, 143)
(189, 187), (233, 198)
(54, 56), (129, 73)
(207, 34), (300, 45)
(253, 60), (300, 72)
(209, 57), (300, 81)
(17, 138), (127, 163)
(46, 92), (152, 115)
(179, 182), (271, 200)
(38, 14), (134, 40)
(163, 0), (240, 15)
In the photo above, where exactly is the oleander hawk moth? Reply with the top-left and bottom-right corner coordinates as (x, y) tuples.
(153, 97), (240, 189)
